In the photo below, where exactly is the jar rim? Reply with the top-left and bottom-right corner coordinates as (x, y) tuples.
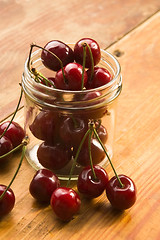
(24, 47), (121, 93)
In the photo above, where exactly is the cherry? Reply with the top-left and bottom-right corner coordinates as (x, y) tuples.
(73, 137), (105, 167)
(0, 136), (13, 163)
(29, 111), (61, 144)
(29, 169), (60, 203)
(77, 165), (109, 198)
(94, 122), (108, 144)
(41, 40), (74, 71)
(50, 187), (81, 221)
(106, 175), (137, 210)
(59, 116), (88, 148)
(86, 67), (112, 89)
(0, 121), (25, 148)
(0, 185), (15, 217)
(74, 38), (101, 68)
(37, 142), (72, 170)
(54, 62), (88, 90)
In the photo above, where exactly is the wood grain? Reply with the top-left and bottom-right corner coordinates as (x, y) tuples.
(0, 0), (160, 120)
(0, 2), (160, 240)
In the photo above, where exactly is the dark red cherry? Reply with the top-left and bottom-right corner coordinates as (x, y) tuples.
(54, 62), (88, 90)
(0, 185), (15, 217)
(41, 40), (74, 71)
(86, 67), (112, 89)
(0, 136), (13, 163)
(73, 137), (105, 167)
(0, 121), (25, 148)
(77, 165), (109, 198)
(94, 122), (108, 144)
(59, 117), (88, 148)
(29, 111), (61, 144)
(74, 38), (101, 68)
(50, 187), (81, 221)
(37, 142), (72, 170)
(29, 169), (60, 203)
(106, 175), (137, 210)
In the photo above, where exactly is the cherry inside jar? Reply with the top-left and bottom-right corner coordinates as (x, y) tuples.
(21, 45), (122, 180)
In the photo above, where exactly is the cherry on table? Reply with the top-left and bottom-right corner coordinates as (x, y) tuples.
(0, 184), (15, 217)
(37, 141), (72, 170)
(0, 121), (25, 148)
(86, 66), (112, 89)
(0, 136), (13, 163)
(29, 169), (60, 203)
(50, 187), (81, 221)
(74, 38), (101, 68)
(41, 40), (74, 71)
(106, 174), (137, 210)
(54, 62), (88, 90)
(77, 165), (109, 198)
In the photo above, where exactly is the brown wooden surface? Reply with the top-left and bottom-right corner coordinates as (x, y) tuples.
(0, 1), (160, 239)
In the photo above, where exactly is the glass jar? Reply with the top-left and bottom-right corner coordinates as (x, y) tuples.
(21, 45), (122, 180)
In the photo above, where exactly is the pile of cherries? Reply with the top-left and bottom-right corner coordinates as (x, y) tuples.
(0, 38), (137, 222)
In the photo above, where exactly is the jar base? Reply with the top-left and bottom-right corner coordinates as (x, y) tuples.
(25, 144), (113, 181)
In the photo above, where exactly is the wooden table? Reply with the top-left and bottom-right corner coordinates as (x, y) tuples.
(0, 1), (160, 239)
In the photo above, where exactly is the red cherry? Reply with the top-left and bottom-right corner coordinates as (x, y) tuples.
(29, 111), (61, 144)
(0, 121), (25, 148)
(0, 136), (13, 163)
(29, 169), (60, 203)
(54, 62), (88, 90)
(0, 185), (15, 217)
(86, 67), (112, 89)
(77, 165), (109, 198)
(74, 38), (101, 68)
(37, 142), (72, 170)
(73, 137), (105, 167)
(94, 122), (108, 144)
(50, 187), (81, 221)
(106, 175), (137, 210)
(41, 40), (74, 71)
(59, 117), (88, 148)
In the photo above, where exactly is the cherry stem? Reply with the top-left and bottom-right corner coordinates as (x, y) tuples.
(88, 129), (97, 180)
(81, 43), (87, 90)
(0, 86), (23, 140)
(85, 43), (94, 80)
(0, 137), (28, 200)
(93, 127), (124, 188)
(66, 128), (91, 188)
(31, 68), (55, 88)
(28, 43), (66, 84)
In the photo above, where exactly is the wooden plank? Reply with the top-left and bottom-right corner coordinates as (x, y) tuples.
(0, 0), (160, 120)
(0, 11), (160, 240)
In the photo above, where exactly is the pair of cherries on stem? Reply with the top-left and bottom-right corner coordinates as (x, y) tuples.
(29, 123), (136, 222)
